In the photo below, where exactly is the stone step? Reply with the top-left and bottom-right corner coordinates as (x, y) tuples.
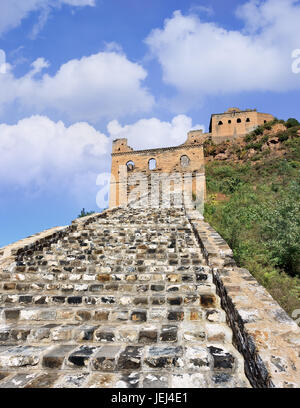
(0, 205), (252, 388)
(0, 266), (214, 299)
(0, 265), (209, 285)
(0, 280), (213, 294)
(0, 368), (249, 389)
(3, 259), (207, 278)
(0, 295), (223, 323)
(8, 251), (206, 268)
(0, 342), (243, 383)
(0, 318), (231, 345)
(0, 289), (216, 305)
(4, 255), (206, 269)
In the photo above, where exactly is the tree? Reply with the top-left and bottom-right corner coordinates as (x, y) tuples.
(78, 208), (95, 218)
(286, 118), (300, 128)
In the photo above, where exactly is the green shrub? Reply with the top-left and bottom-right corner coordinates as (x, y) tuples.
(286, 118), (300, 128)
(253, 126), (264, 136)
(244, 133), (257, 142)
(260, 178), (300, 277)
(246, 141), (263, 151)
(277, 132), (289, 142)
(78, 208), (95, 218)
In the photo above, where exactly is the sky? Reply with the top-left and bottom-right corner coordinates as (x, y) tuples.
(0, 0), (300, 247)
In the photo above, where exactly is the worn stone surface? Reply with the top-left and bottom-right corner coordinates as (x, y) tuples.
(2, 197), (297, 388)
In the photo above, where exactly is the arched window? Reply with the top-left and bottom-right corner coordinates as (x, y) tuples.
(218, 121), (223, 125)
(228, 120), (232, 124)
(246, 118), (250, 122)
(126, 160), (135, 172)
(237, 118), (242, 123)
(264, 120), (267, 123)
(148, 158), (156, 170)
(180, 155), (190, 168)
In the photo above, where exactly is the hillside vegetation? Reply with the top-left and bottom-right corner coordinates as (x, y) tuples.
(204, 118), (300, 318)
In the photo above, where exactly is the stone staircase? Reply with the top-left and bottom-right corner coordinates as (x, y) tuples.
(0, 205), (250, 388)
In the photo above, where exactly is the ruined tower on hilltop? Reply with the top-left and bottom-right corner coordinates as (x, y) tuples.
(208, 107), (274, 144)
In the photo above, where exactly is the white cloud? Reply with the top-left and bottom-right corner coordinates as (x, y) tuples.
(0, 0), (95, 37)
(0, 115), (109, 198)
(107, 115), (205, 150)
(0, 114), (204, 202)
(0, 51), (154, 123)
(145, 0), (300, 102)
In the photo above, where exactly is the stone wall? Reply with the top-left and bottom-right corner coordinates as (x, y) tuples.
(109, 135), (206, 208)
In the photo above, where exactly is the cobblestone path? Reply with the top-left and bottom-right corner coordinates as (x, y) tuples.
(0, 206), (250, 388)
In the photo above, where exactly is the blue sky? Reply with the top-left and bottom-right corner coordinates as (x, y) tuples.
(0, 0), (300, 247)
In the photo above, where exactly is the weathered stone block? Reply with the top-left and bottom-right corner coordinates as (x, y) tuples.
(117, 346), (143, 370)
(24, 373), (61, 388)
(116, 372), (140, 388)
(208, 346), (235, 371)
(160, 325), (177, 342)
(200, 294), (216, 308)
(138, 328), (158, 344)
(0, 346), (45, 368)
(167, 311), (184, 321)
(145, 346), (183, 369)
(67, 346), (97, 368)
(130, 311), (147, 322)
(94, 327), (115, 342)
(167, 296), (182, 305)
(91, 345), (121, 371)
(143, 373), (168, 388)
(43, 345), (75, 369)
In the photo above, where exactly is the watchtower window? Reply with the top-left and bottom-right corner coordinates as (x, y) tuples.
(218, 121), (223, 125)
(126, 160), (135, 172)
(246, 118), (250, 122)
(180, 155), (190, 168)
(148, 158), (156, 170)
(228, 120), (231, 124)
(237, 118), (242, 123)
